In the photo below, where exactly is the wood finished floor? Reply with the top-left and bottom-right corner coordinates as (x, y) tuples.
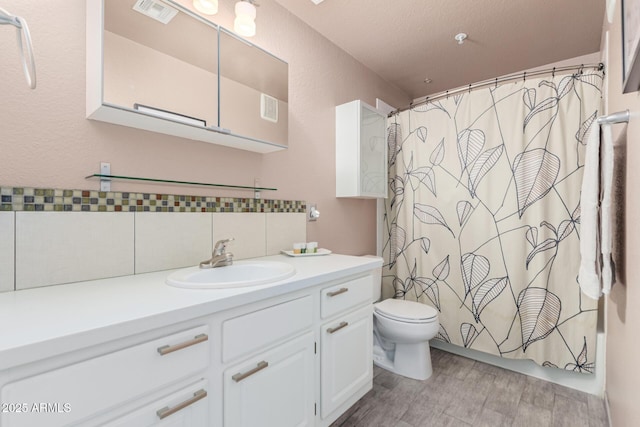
(331, 348), (608, 427)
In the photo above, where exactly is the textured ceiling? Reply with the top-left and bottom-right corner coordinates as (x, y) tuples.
(274, 0), (605, 100)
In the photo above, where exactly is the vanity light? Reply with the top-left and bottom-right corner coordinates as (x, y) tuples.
(234, 0), (256, 37)
(193, 0), (218, 15)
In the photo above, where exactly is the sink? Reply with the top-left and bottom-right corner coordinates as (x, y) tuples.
(166, 260), (296, 289)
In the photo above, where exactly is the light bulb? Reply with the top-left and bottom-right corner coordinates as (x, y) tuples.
(234, 1), (256, 37)
(193, 0), (218, 15)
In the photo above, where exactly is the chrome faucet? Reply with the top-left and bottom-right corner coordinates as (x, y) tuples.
(200, 238), (234, 269)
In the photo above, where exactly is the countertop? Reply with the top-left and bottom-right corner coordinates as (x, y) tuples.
(0, 254), (382, 370)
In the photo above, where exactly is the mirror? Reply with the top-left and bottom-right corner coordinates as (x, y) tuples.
(91, 0), (288, 151)
(219, 28), (288, 146)
(103, 0), (219, 128)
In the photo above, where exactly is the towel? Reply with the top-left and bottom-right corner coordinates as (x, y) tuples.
(600, 124), (614, 294)
(578, 121), (615, 299)
(578, 122), (601, 299)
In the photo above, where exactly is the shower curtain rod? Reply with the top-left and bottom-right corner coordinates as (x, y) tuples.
(391, 62), (605, 116)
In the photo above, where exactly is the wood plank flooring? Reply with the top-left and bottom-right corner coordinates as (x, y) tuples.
(331, 348), (608, 427)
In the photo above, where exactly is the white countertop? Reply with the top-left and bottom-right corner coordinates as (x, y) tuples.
(0, 254), (382, 370)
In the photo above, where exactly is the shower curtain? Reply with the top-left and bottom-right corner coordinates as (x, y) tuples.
(382, 69), (603, 372)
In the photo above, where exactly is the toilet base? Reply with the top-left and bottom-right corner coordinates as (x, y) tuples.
(372, 341), (433, 381)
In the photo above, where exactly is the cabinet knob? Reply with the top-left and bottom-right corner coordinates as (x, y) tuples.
(327, 321), (349, 334)
(327, 287), (349, 297)
(156, 389), (207, 420)
(232, 360), (269, 382)
(157, 333), (208, 356)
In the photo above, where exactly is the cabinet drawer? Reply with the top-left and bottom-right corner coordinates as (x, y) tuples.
(104, 379), (209, 427)
(222, 296), (312, 362)
(321, 276), (373, 319)
(1, 325), (210, 427)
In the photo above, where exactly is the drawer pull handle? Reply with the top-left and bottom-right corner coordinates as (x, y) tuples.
(327, 321), (349, 334)
(157, 333), (208, 356)
(156, 389), (207, 420)
(327, 287), (349, 297)
(232, 361), (269, 382)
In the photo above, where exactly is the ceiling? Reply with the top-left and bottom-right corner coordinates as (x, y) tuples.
(274, 0), (605, 100)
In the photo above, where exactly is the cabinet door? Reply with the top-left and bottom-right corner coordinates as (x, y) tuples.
(321, 305), (373, 419)
(336, 100), (387, 198)
(103, 380), (209, 427)
(359, 103), (387, 198)
(224, 332), (315, 427)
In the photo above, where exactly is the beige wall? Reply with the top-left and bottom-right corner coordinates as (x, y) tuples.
(601, 1), (640, 426)
(0, 0), (410, 256)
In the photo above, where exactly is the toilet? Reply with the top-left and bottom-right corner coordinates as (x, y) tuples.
(372, 298), (439, 380)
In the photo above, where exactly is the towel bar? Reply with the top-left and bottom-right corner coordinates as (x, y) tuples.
(597, 110), (630, 125)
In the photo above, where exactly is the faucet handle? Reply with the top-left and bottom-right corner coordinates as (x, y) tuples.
(213, 237), (234, 254)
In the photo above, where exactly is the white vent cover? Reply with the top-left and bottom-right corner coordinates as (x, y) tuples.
(133, 0), (178, 24)
(260, 94), (278, 123)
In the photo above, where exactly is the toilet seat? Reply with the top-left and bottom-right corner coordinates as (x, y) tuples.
(374, 299), (438, 323)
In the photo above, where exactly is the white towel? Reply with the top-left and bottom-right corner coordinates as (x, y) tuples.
(578, 121), (615, 299)
(600, 124), (614, 294)
(578, 122), (601, 299)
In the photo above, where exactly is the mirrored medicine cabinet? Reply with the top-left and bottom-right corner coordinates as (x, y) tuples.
(87, 0), (288, 153)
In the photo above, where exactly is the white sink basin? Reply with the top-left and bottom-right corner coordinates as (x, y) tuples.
(166, 260), (296, 289)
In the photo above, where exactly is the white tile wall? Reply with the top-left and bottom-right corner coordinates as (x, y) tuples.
(135, 213), (212, 274)
(265, 213), (307, 255)
(0, 212), (14, 292)
(15, 212), (135, 290)
(213, 213), (267, 260)
(5, 211), (306, 291)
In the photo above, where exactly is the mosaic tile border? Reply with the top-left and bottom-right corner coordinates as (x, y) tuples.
(0, 187), (306, 213)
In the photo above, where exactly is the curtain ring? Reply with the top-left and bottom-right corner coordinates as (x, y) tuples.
(495, 77), (498, 89)
(446, 91), (448, 99)
(468, 84), (471, 94)
(523, 71), (526, 82)
(552, 67), (556, 78)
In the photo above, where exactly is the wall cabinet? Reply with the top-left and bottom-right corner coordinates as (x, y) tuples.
(336, 100), (388, 198)
(86, 0), (288, 154)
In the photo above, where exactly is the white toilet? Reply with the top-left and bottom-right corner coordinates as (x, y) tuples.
(372, 298), (439, 380)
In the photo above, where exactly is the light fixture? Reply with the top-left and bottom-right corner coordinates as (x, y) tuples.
(454, 33), (468, 45)
(193, 0), (218, 15)
(234, 1), (256, 37)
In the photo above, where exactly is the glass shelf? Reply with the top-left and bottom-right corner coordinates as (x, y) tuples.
(86, 174), (277, 192)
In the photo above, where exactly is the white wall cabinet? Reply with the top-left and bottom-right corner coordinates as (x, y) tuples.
(336, 100), (388, 198)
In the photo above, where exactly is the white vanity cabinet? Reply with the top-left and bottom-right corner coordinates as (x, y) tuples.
(336, 100), (388, 198)
(0, 255), (382, 427)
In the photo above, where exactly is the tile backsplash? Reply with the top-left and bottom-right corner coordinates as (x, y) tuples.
(0, 186), (306, 292)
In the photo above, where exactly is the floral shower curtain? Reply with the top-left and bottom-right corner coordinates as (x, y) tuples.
(382, 69), (603, 372)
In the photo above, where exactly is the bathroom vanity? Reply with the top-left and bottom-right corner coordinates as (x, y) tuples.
(0, 254), (380, 427)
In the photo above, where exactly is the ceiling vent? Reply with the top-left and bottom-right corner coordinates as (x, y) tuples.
(261, 94), (278, 123)
(133, 0), (178, 24)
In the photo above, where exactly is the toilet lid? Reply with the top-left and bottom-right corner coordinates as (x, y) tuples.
(374, 299), (438, 322)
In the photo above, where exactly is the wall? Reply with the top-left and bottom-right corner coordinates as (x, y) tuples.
(601, 1), (640, 426)
(0, 0), (410, 256)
